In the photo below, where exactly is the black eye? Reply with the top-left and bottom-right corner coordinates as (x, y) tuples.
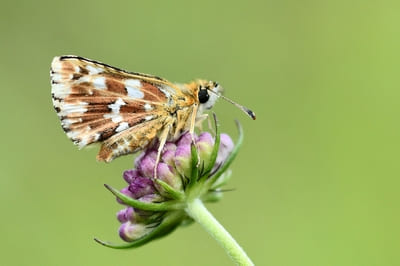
(198, 89), (210, 104)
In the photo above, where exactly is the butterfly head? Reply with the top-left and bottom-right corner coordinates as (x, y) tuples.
(193, 79), (256, 120)
(196, 80), (222, 111)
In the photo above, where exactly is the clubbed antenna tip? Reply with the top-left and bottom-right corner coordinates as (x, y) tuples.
(245, 108), (256, 120)
(207, 89), (256, 120)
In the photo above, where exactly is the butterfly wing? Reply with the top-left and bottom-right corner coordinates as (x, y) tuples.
(51, 55), (182, 161)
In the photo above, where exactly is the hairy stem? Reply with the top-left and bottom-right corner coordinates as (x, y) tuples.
(185, 198), (254, 265)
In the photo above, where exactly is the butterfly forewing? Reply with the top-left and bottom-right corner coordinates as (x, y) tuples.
(51, 56), (182, 161)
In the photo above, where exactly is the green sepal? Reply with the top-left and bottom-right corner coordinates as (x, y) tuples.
(206, 120), (243, 189)
(104, 184), (183, 211)
(187, 143), (199, 188)
(94, 211), (185, 249)
(154, 179), (185, 200)
(201, 113), (221, 178)
(201, 190), (224, 203)
(210, 170), (232, 189)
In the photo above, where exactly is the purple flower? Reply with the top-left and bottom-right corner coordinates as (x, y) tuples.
(128, 176), (155, 198)
(112, 131), (237, 243)
(117, 207), (134, 223)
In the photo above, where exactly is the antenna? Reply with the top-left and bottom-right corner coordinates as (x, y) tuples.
(207, 88), (256, 120)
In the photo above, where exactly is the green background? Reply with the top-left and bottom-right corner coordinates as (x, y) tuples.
(1, 0), (398, 265)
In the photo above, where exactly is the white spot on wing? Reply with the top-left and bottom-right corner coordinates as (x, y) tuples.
(125, 79), (141, 88)
(78, 76), (91, 83)
(52, 73), (62, 82)
(57, 101), (88, 116)
(79, 137), (89, 148)
(125, 79), (144, 99)
(66, 130), (79, 139)
(51, 57), (62, 72)
(93, 77), (106, 89)
(104, 113), (123, 123)
(144, 103), (153, 111)
(108, 98), (126, 113)
(61, 119), (72, 128)
(127, 87), (144, 99)
(145, 115), (154, 121)
(116, 122), (129, 132)
(159, 87), (171, 98)
(61, 118), (82, 128)
(52, 73), (73, 83)
(115, 138), (131, 153)
(86, 65), (104, 75)
(51, 83), (71, 99)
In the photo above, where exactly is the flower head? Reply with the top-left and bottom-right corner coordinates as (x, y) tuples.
(95, 120), (243, 249)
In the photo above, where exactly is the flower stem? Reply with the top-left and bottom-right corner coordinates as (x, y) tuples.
(185, 198), (254, 266)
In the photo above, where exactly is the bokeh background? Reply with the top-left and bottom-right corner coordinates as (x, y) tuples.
(1, 0), (399, 265)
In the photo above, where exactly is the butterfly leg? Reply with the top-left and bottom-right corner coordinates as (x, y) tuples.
(153, 124), (171, 179)
(195, 113), (208, 131)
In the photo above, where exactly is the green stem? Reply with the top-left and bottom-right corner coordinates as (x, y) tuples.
(185, 199), (254, 266)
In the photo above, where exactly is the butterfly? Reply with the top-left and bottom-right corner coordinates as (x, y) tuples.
(51, 55), (255, 174)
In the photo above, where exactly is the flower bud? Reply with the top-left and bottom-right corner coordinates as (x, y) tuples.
(117, 207), (135, 223)
(123, 169), (140, 184)
(177, 132), (193, 146)
(216, 133), (234, 166)
(162, 142), (177, 165)
(174, 143), (192, 177)
(117, 187), (135, 204)
(137, 153), (156, 178)
(119, 222), (152, 242)
(138, 194), (164, 203)
(155, 162), (183, 194)
(196, 132), (215, 169)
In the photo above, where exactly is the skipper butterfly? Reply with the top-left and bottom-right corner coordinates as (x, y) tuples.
(51, 56), (255, 173)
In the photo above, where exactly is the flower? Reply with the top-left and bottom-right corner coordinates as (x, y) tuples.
(95, 120), (244, 249)
(115, 130), (235, 242)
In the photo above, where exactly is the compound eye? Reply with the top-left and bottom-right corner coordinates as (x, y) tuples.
(198, 88), (210, 104)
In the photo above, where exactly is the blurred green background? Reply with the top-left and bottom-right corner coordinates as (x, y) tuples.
(1, 0), (399, 265)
